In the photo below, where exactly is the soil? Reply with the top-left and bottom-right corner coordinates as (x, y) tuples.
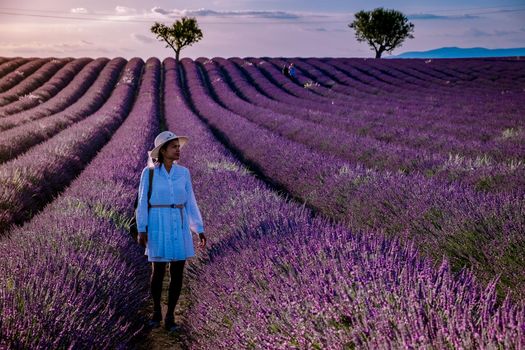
(134, 265), (193, 350)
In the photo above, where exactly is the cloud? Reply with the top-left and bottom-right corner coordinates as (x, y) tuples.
(408, 13), (479, 20)
(151, 7), (170, 15)
(0, 40), (109, 55)
(115, 6), (137, 15)
(304, 27), (346, 33)
(150, 7), (301, 20)
(465, 28), (523, 37)
(494, 30), (518, 36)
(71, 8), (89, 14)
(465, 28), (491, 37)
(131, 33), (155, 44)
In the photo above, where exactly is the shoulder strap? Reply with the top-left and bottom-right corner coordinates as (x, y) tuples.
(147, 167), (154, 208)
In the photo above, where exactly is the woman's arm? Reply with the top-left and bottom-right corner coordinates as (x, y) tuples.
(136, 167), (151, 234)
(185, 168), (204, 235)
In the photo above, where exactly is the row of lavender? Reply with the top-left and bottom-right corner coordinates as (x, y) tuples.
(232, 56), (524, 193)
(334, 57), (524, 92)
(0, 58), (53, 94)
(318, 57), (525, 150)
(0, 58), (93, 119)
(162, 58), (524, 348)
(261, 57), (525, 188)
(0, 58), (73, 106)
(0, 58), (108, 131)
(278, 57), (524, 135)
(0, 55), (523, 346)
(197, 58), (524, 193)
(180, 57), (525, 301)
(0, 55), (521, 268)
(0, 58), (34, 79)
(253, 57), (524, 149)
(321, 57), (522, 135)
(1, 56), (521, 167)
(199, 54), (524, 188)
(324, 57), (523, 94)
(229, 54), (525, 189)
(262, 56), (522, 110)
(0, 58), (125, 163)
(227, 57), (524, 166)
(0, 58), (142, 235)
(226, 56), (506, 150)
(0, 57), (159, 348)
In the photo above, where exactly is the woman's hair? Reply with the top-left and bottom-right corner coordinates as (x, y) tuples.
(155, 143), (169, 164)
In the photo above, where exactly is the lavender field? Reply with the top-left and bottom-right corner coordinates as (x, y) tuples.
(0, 56), (524, 349)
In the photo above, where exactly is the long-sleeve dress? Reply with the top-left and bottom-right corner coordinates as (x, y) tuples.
(136, 163), (204, 262)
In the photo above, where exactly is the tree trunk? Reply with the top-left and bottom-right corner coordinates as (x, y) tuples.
(375, 45), (385, 59)
(175, 50), (180, 62)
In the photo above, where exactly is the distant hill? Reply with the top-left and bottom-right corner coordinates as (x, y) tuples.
(392, 47), (525, 58)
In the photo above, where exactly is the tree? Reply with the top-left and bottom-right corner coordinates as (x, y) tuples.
(348, 8), (414, 58)
(150, 17), (203, 62)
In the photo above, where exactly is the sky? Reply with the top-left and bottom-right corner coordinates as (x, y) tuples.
(0, 0), (524, 59)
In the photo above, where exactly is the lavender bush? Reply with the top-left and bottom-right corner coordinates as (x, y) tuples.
(0, 59), (32, 86)
(0, 58), (72, 106)
(180, 57), (525, 299)
(0, 57), (160, 348)
(0, 58), (126, 163)
(162, 58), (525, 349)
(0, 58), (91, 118)
(0, 58), (51, 93)
(0, 58), (141, 234)
(198, 58), (525, 193)
(0, 58), (106, 129)
(0, 55), (523, 348)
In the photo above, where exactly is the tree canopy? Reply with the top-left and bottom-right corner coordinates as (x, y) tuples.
(150, 17), (203, 61)
(349, 8), (414, 58)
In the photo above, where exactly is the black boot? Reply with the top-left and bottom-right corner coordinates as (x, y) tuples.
(164, 314), (179, 332)
(148, 309), (162, 328)
(149, 262), (166, 328)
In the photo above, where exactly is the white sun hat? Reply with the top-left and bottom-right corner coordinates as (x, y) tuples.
(149, 131), (188, 159)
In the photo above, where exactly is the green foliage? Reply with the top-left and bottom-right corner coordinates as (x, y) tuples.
(150, 17), (203, 61)
(475, 174), (504, 192)
(348, 8), (414, 58)
(268, 322), (281, 334)
(329, 314), (353, 330)
(92, 202), (132, 232)
(222, 315), (233, 329)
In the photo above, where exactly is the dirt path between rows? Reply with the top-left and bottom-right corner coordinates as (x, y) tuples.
(134, 267), (192, 350)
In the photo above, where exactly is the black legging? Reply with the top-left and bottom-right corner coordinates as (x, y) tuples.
(150, 260), (186, 320)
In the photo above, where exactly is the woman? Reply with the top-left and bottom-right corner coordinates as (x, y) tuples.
(136, 130), (206, 332)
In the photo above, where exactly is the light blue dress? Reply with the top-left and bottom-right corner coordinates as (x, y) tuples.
(136, 163), (204, 262)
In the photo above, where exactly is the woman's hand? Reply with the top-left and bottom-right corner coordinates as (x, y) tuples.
(198, 233), (207, 249)
(138, 232), (148, 247)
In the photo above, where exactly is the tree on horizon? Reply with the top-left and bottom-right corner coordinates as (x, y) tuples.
(150, 17), (203, 62)
(349, 8), (415, 58)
